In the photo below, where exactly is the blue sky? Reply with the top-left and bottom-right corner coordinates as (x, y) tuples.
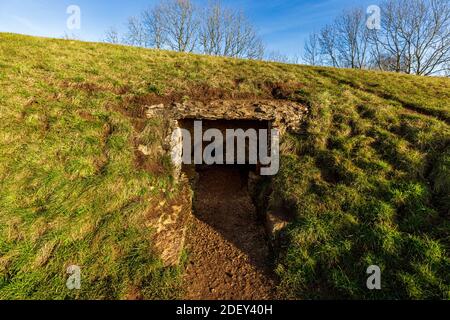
(0, 0), (379, 56)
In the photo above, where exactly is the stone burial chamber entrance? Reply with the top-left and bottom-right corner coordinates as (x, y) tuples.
(176, 118), (274, 172)
(143, 99), (308, 299)
(177, 118), (278, 300)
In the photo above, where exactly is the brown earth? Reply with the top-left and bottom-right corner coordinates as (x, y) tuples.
(183, 165), (277, 300)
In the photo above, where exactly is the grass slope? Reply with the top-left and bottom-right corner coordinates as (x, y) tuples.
(0, 33), (449, 299)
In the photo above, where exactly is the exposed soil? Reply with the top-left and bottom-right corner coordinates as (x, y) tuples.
(109, 80), (305, 119)
(183, 165), (277, 300)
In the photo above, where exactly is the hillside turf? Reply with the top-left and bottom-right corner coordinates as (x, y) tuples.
(0, 33), (449, 299)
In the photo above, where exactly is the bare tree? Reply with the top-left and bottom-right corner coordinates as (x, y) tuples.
(104, 27), (121, 44)
(266, 50), (296, 63)
(157, 0), (199, 52)
(141, 5), (166, 49)
(319, 24), (340, 67)
(368, 0), (410, 72)
(199, 1), (226, 56)
(226, 10), (265, 59)
(124, 16), (148, 47)
(303, 32), (321, 65)
(334, 8), (370, 68)
(406, 0), (450, 75)
(199, 1), (264, 59)
(317, 0), (450, 74)
(371, 0), (450, 75)
(112, 0), (265, 59)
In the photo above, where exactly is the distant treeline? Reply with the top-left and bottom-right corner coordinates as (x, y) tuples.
(103, 0), (450, 76)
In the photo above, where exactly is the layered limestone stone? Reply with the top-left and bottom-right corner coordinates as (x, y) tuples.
(144, 99), (308, 134)
(143, 99), (308, 179)
(138, 99), (306, 260)
(148, 180), (192, 267)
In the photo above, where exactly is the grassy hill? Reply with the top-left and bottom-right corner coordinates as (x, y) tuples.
(0, 33), (449, 299)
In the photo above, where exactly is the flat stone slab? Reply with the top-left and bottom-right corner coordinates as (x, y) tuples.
(145, 99), (308, 133)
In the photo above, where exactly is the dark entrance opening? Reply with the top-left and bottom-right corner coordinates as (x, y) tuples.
(179, 119), (277, 300)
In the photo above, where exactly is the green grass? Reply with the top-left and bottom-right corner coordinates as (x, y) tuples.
(0, 33), (449, 299)
(273, 74), (450, 299)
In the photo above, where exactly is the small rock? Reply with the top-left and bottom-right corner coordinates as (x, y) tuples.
(138, 144), (151, 156)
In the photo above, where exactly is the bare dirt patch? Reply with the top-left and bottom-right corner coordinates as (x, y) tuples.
(183, 166), (277, 300)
